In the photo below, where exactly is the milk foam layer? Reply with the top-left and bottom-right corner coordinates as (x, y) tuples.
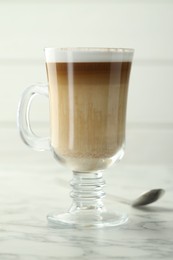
(45, 48), (134, 62)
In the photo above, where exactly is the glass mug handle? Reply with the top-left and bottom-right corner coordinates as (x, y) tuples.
(17, 83), (51, 151)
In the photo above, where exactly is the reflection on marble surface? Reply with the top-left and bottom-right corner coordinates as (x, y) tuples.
(0, 126), (173, 259)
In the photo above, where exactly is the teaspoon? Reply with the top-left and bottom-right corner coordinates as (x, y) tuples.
(107, 189), (165, 207)
(131, 188), (165, 207)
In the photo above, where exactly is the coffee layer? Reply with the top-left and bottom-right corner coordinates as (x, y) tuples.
(46, 62), (131, 171)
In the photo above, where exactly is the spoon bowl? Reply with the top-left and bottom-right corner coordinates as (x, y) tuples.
(132, 189), (165, 207)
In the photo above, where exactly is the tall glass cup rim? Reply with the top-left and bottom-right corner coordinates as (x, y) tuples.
(44, 47), (134, 53)
(44, 47), (134, 62)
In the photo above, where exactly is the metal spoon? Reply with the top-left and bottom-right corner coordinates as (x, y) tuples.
(131, 189), (165, 207)
(107, 189), (165, 207)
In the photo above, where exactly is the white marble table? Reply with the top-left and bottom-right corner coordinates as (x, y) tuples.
(0, 125), (173, 259)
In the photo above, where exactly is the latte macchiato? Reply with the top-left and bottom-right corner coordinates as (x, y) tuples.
(18, 48), (134, 227)
(46, 50), (132, 171)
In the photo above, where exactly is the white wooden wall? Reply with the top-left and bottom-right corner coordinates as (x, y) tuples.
(0, 0), (173, 125)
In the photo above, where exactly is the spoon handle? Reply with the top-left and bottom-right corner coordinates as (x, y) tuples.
(107, 193), (130, 205)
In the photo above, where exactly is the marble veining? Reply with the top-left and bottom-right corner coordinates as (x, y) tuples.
(0, 127), (173, 259)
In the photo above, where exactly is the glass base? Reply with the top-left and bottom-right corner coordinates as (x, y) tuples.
(47, 209), (128, 228)
(47, 171), (128, 228)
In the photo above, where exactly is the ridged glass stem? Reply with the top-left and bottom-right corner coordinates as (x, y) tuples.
(69, 171), (106, 212)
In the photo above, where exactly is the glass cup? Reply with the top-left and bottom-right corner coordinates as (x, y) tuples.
(17, 47), (134, 228)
